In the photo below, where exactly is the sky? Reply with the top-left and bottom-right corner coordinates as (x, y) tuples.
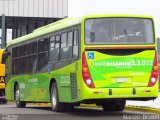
(68, 0), (160, 37)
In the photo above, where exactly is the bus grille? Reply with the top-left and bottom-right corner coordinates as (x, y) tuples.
(70, 73), (78, 100)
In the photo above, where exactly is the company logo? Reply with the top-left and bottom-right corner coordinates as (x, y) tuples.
(88, 52), (94, 59)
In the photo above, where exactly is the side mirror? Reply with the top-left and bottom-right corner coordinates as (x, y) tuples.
(2, 51), (10, 64)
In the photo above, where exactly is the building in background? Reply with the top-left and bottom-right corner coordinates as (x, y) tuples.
(0, 0), (68, 48)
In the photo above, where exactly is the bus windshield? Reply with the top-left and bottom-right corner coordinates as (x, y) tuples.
(85, 18), (154, 45)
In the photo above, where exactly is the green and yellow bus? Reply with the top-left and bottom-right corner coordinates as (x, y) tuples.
(5, 14), (158, 112)
(0, 49), (7, 104)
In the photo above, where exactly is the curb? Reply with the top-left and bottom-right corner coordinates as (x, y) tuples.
(125, 105), (160, 114)
(80, 104), (160, 114)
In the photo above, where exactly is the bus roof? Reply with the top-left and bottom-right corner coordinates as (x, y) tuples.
(6, 14), (153, 48)
(6, 17), (82, 47)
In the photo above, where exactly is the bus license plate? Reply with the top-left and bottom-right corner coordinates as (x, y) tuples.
(116, 78), (128, 82)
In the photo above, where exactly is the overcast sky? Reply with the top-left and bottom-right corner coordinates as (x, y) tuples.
(68, 0), (160, 37)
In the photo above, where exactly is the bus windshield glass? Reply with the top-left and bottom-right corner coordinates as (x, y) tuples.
(85, 18), (154, 45)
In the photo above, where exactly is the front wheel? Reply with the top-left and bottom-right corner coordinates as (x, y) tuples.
(15, 84), (26, 108)
(2, 99), (7, 104)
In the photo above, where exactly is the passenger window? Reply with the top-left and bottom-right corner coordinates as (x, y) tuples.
(50, 36), (55, 49)
(37, 37), (49, 72)
(12, 48), (16, 58)
(28, 41), (38, 73)
(50, 35), (60, 62)
(12, 47), (20, 58)
(29, 41), (37, 54)
(55, 35), (60, 48)
(68, 31), (73, 46)
(20, 44), (28, 56)
(38, 52), (49, 71)
(28, 55), (37, 73)
(20, 45), (25, 56)
(49, 36), (57, 63)
(38, 38), (49, 52)
(20, 57), (28, 74)
(12, 59), (20, 75)
(60, 31), (73, 61)
(73, 30), (79, 59)
(74, 30), (78, 46)
(61, 33), (67, 48)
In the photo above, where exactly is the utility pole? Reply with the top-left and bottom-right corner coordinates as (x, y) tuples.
(1, 14), (6, 48)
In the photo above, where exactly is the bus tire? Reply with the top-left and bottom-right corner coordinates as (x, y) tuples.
(2, 99), (7, 104)
(65, 103), (74, 112)
(51, 83), (65, 112)
(102, 100), (126, 111)
(114, 100), (126, 111)
(102, 103), (116, 111)
(15, 84), (26, 108)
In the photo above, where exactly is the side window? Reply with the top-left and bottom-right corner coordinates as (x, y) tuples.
(12, 59), (20, 75)
(20, 57), (28, 74)
(20, 44), (28, 57)
(12, 59), (16, 75)
(20, 45), (25, 56)
(38, 38), (49, 52)
(12, 47), (20, 58)
(12, 48), (16, 58)
(50, 35), (60, 62)
(55, 35), (60, 49)
(38, 38), (49, 72)
(24, 44), (28, 55)
(16, 47), (20, 58)
(28, 55), (37, 73)
(73, 30), (79, 59)
(68, 31), (73, 46)
(12, 47), (20, 75)
(50, 36), (55, 48)
(28, 41), (38, 73)
(61, 33), (67, 48)
(29, 41), (37, 55)
(18, 44), (29, 74)
(38, 52), (49, 71)
(60, 31), (73, 61)
(74, 30), (78, 45)
(49, 36), (56, 62)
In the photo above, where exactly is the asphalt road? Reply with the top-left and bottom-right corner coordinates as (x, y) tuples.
(0, 102), (159, 120)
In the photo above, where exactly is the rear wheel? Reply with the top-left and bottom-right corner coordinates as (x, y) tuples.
(51, 83), (74, 112)
(65, 103), (74, 112)
(114, 100), (126, 111)
(15, 84), (26, 108)
(0, 90), (7, 104)
(51, 83), (65, 112)
(102, 100), (126, 111)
